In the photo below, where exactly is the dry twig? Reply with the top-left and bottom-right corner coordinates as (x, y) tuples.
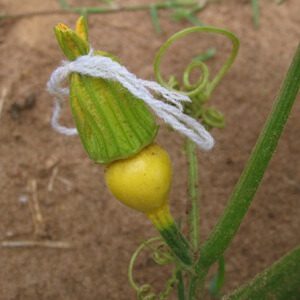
(1, 240), (72, 249)
(1, 179), (73, 249)
(47, 166), (59, 192)
(0, 88), (8, 120)
(28, 179), (47, 237)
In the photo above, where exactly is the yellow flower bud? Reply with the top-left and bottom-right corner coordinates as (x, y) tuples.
(75, 16), (88, 42)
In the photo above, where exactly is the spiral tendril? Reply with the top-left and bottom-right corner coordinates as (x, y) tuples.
(159, 269), (178, 300)
(154, 26), (239, 101)
(182, 60), (209, 97)
(202, 107), (225, 129)
(154, 26), (239, 130)
(128, 237), (177, 300)
(152, 244), (174, 265)
(138, 284), (156, 300)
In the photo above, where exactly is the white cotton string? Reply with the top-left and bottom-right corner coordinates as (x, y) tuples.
(47, 50), (214, 150)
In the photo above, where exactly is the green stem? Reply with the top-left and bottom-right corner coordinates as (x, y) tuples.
(209, 256), (225, 298)
(0, 0), (203, 20)
(150, 4), (162, 34)
(148, 205), (194, 266)
(251, 0), (260, 29)
(0, 9), (70, 20)
(224, 247), (300, 299)
(159, 223), (193, 266)
(61, 0), (199, 14)
(186, 139), (200, 251)
(188, 266), (208, 300)
(191, 44), (300, 295)
(176, 270), (186, 300)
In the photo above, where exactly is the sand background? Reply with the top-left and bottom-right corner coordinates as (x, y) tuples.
(0, 0), (299, 299)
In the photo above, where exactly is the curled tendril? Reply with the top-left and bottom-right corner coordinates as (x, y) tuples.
(167, 75), (180, 90)
(154, 26), (239, 100)
(182, 60), (209, 97)
(202, 107), (225, 129)
(128, 237), (176, 300)
(136, 270), (178, 300)
(152, 244), (174, 265)
(138, 284), (156, 300)
(159, 269), (178, 300)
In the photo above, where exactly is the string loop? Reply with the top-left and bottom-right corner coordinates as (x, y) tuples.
(47, 50), (214, 150)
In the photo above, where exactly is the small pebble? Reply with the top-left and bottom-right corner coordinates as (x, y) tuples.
(18, 194), (28, 204)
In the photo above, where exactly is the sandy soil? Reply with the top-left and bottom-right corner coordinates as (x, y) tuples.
(0, 0), (299, 299)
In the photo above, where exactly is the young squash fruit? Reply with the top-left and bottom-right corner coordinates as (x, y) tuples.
(105, 144), (193, 266)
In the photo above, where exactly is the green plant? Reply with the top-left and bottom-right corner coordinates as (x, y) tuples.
(1, 0), (208, 28)
(130, 27), (300, 299)
(58, 0), (207, 33)
(1, 0), (289, 33)
(50, 17), (300, 300)
(251, 0), (287, 28)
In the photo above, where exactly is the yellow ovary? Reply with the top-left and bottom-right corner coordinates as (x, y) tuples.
(105, 143), (172, 214)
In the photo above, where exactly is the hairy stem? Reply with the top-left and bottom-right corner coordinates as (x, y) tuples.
(224, 247), (300, 299)
(209, 256), (225, 298)
(185, 139), (201, 300)
(188, 266), (208, 300)
(176, 270), (186, 300)
(186, 139), (200, 251)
